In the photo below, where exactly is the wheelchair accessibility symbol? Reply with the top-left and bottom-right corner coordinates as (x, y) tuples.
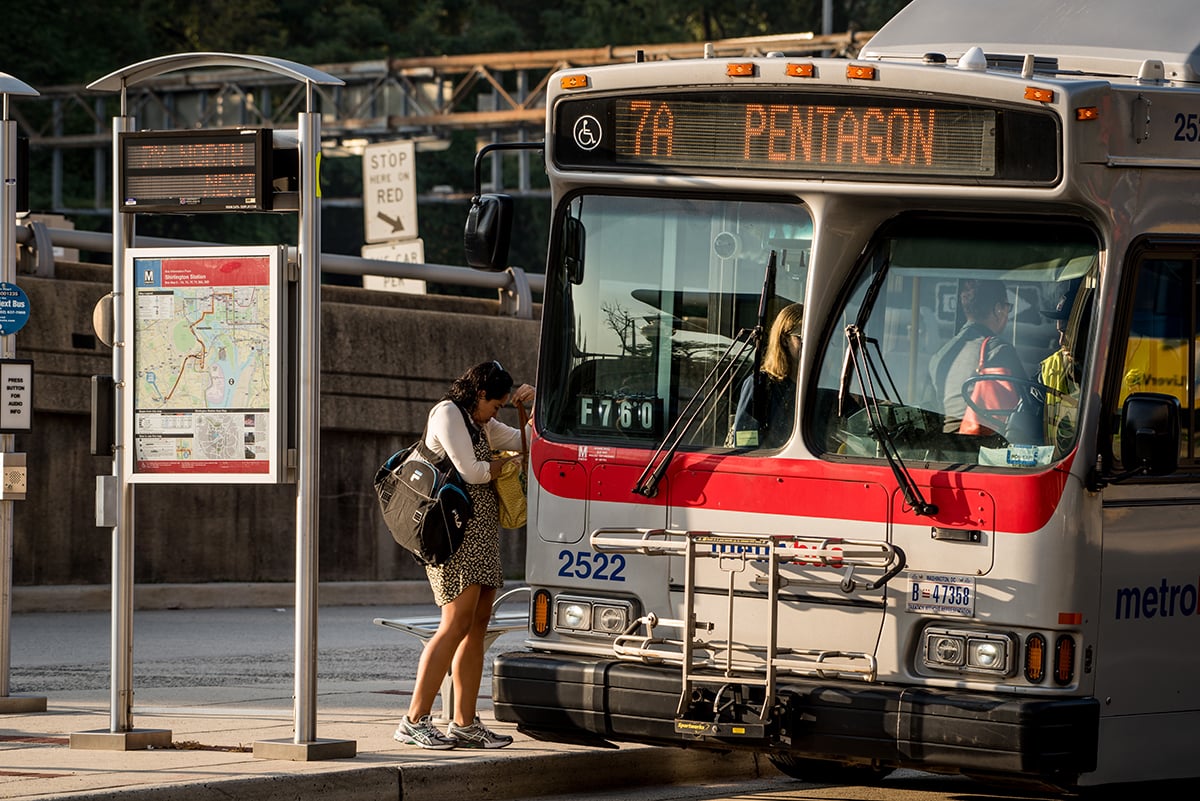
(573, 115), (602, 151)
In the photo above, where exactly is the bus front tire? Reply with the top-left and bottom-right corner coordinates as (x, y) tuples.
(767, 754), (892, 785)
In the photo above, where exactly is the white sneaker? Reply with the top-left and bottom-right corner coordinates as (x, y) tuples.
(394, 714), (456, 749)
(447, 716), (514, 749)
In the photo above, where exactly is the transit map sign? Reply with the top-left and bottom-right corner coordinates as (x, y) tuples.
(123, 246), (286, 483)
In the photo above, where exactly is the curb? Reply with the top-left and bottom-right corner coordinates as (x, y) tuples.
(400, 746), (773, 801)
(22, 767), (399, 801)
(14, 744), (772, 801)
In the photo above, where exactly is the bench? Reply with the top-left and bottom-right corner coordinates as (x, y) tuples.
(373, 586), (529, 723)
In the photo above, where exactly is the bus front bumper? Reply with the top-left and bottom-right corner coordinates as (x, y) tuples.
(493, 652), (1099, 779)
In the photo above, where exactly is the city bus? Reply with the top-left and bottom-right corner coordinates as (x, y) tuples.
(464, 0), (1200, 789)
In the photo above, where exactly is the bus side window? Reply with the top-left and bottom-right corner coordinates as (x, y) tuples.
(1113, 253), (1197, 466)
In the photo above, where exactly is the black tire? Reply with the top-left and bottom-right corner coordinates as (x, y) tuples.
(768, 754), (892, 785)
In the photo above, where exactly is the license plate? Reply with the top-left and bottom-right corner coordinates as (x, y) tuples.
(906, 572), (976, 616)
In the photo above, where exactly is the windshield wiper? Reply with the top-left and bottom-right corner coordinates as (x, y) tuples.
(839, 254), (889, 417)
(632, 252), (778, 498)
(631, 327), (757, 497)
(751, 251), (780, 427)
(844, 324), (938, 517)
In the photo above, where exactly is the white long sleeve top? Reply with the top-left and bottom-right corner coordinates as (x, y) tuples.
(423, 399), (524, 484)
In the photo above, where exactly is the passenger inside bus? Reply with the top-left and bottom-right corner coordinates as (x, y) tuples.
(928, 279), (1027, 436)
(729, 302), (804, 448)
(1040, 285), (1082, 449)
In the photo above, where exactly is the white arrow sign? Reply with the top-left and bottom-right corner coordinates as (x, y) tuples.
(363, 140), (418, 244)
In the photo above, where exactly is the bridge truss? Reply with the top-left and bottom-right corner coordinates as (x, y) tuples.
(10, 31), (869, 209)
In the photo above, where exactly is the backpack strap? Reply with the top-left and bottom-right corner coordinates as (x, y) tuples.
(415, 402), (474, 465)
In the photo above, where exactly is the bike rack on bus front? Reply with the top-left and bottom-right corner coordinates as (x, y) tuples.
(590, 528), (907, 727)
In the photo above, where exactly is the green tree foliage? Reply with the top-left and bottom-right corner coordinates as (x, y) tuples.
(8, 0), (910, 85)
(6, 0), (910, 277)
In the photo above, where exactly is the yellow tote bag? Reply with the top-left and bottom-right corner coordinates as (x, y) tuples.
(493, 401), (528, 529)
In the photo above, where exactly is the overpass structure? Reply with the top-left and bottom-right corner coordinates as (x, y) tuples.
(9, 31), (870, 208)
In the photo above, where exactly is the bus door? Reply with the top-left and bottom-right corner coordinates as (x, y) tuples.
(1095, 242), (1200, 778)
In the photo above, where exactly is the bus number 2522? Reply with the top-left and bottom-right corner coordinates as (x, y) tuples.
(557, 550), (627, 581)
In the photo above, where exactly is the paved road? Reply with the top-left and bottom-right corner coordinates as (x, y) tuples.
(8, 606), (1200, 801)
(8, 604), (505, 693)
(532, 773), (1053, 801)
(532, 771), (1200, 801)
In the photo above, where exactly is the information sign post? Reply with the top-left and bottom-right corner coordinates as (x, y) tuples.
(0, 72), (45, 715)
(78, 54), (352, 760)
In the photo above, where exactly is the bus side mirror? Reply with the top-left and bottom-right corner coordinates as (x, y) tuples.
(464, 193), (513, 271)
(1121, 392), (1180, 476)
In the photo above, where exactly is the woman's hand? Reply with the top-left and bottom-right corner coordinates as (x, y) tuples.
(511, 383), (535, 407)
(489, 453), (520, 479)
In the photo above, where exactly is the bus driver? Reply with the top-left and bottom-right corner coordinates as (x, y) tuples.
(928, 279), (1027, 436)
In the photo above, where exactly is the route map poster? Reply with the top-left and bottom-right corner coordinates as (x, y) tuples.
(124, 246), (286, 483)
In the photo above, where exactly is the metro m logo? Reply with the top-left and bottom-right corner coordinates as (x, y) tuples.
(143, 269), (155, 285)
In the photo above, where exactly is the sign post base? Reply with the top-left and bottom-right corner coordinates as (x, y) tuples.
(0, 694), (46, 714)
(70, 728), (173, 750)
(253, 737), (357, 761)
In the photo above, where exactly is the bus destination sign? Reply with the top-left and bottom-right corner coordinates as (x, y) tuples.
(555, 92), (1059, 184)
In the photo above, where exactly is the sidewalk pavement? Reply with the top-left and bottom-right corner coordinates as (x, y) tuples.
(0, 684), (772, 801)
(0, 606), (775, 801)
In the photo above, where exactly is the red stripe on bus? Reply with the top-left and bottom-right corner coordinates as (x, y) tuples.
(531, 438), (1073, 534)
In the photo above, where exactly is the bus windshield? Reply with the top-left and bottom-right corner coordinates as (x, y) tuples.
(541, 194), (811, 451)
(810, 216), (1099, 469)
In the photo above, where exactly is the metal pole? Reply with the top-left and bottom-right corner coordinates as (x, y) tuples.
(294, 105), (320, 744)
(110, 112), (135, 732)
(0, 80), (45, 714)
(0, 112), (14, 698)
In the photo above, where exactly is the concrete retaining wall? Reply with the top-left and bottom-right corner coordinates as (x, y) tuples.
(15, 264), (540, 590)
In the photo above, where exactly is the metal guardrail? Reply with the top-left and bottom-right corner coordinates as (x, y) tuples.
(12, 220), (544, 318)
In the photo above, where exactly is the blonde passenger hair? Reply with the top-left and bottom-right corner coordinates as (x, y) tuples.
(761, 302), (804, 382)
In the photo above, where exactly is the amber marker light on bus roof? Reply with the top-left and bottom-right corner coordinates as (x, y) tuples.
(559, 74), (589, 90)
(1076, 106), (1100, 121)
(726, 62), (756, 77)
(847, 64), (876, 80)
(1024, 86), (1054, 103)
(531, 589), (552, 637)
(786, 62), (815, 78)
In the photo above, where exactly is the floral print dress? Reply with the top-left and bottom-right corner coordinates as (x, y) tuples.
(424, 421), (503, 606)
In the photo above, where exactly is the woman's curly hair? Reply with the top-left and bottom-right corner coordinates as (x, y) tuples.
(446, 360), (514, 411)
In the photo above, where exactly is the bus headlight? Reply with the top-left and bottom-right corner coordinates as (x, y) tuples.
(926, 633), (965, 666)
(593, 604), (628, 634)
(552, 595), (633, 637)
(967, 638), (1004, 669)
(556, 601), (591, 631)
(922, 627), (1014, 675)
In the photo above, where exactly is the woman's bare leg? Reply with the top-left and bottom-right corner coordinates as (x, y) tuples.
(406, 584), (482, 721)
(451, 585), (498, 725)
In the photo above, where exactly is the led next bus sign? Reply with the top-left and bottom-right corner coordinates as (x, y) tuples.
(554, 92), (1060, 184)
(119, 128), (273, 213)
